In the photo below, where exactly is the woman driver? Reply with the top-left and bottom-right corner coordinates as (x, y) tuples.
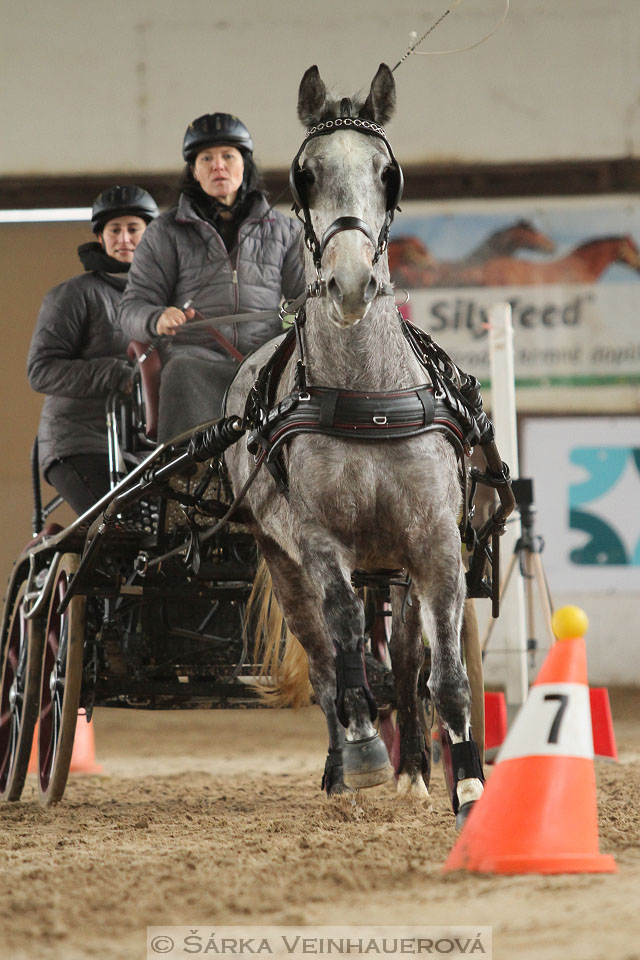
(118, 113), (304, 442)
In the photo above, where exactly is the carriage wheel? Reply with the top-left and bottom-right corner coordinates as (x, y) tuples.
(369, 586), (433, 784)
(369, 591), (397, 759)
(0, 578), (45, 801)
(461, 599), (485, 765)
(37, 554), (85, 806)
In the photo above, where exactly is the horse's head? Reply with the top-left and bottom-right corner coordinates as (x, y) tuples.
(485, 220), (555, 257)
(388, 236), (435, 271)
(291, 64), (403, 327)
(618, 235), (640, 271)
(511, 219), (555, 254)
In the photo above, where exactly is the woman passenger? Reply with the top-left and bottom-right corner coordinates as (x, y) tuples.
(27, 185), (159, 514)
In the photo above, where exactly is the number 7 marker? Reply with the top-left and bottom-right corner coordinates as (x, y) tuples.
(444, 609), (616, 874)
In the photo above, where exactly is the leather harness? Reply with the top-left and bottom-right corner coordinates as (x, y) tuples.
(244, 306), (495, 497)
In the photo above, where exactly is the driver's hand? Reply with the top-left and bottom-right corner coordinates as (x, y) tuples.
(156, 307), (187, 336)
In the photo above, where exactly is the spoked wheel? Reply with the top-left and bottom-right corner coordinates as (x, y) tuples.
(368, 583), (434, 786)
(37, 554), (85, 806)
(369, 590), (397, 761)
(0, 577), (45, 801)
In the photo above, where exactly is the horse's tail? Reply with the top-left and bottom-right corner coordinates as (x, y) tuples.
(246, 558), (313, 709)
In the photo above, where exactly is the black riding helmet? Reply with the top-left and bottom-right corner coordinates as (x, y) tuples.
(182, 113), (253, 162)
(91, 185), (159, 235)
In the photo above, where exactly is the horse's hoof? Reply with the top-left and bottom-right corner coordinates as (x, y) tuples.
(455, 800), (476, 830)
(342, 733), (394, 789)
(397, 772), (430, 800)
(327, 781), (354, 797)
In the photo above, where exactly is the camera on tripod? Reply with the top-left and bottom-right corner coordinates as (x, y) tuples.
(481, 473), (554, 670)
(511, 477), (537, 533)
(510, 477), (543, 554)
(511, 477), (533, 508)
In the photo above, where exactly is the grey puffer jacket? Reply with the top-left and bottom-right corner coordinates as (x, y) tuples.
(117, 193), (304, 355)
(27, 264), (133, 476)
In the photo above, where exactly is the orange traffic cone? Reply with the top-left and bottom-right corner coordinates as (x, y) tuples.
(28, 714), (102, 775)
(590, 687), (618, 761)
(443, 606), (616, 874)
(484, 687), (618, 759)
(69, 715), (102, 773)
(484, 691), (507, 751)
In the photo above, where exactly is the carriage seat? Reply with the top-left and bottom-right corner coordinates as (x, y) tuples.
(125, 322), (246, 453)
(25, 523), (64, 551)
(127, 340), (161, 443)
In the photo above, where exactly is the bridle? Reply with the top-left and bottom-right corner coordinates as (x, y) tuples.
(289, 102), (404, 279)
(172, 100), (514, 609)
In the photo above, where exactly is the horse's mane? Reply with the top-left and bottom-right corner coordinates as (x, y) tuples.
(314, 96), (367, 124)
(574, 234), (631, 250)
(301, 95), (382, 128)
(297, 65), (396, 129)
(503, 218), (535, 232)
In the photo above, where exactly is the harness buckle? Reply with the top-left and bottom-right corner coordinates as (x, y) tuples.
(307, 279), (325, 299)
(298, 392), (311, 402)
(373, 415), (387, 425)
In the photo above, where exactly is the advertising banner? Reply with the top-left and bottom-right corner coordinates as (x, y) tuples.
(391, 196), (640, 387)
(521, 416), (640, 593)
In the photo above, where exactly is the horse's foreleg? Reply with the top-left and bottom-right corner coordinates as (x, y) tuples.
(461, 599), (485, 765)
(414, 541), (485, 825)
(390, 587), (430, 800)
(254, 534), (349, 795)
(300, 535), (393, 789)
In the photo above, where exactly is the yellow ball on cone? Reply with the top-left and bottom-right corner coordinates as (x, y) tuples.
(552, 605), (589, 641)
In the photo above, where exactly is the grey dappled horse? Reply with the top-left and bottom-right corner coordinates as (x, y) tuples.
(225, 65), (485, 818)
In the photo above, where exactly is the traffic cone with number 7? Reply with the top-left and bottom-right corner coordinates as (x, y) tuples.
(443, 606), (616, 874)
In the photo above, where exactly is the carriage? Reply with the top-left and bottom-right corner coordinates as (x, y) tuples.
(1, 378), (279, 806)
(1, 63), (515, 820)
(0, 329), (508, 810)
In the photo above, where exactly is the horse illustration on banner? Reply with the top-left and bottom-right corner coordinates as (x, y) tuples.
(389, 231), (640, 288)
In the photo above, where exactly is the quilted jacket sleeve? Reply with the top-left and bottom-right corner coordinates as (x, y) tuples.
(27, 280), (131, 399)
(118, 214), (179, 341)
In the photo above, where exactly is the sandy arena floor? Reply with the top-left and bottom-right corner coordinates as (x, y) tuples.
(0, 690), (638, 960)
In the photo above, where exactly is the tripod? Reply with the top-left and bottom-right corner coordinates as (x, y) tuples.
(481, 477), (555, 668)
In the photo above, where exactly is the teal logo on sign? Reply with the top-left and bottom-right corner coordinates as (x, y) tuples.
(569, 448), (640, 565)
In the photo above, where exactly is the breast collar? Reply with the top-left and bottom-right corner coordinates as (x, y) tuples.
(243, 308), (495, 497)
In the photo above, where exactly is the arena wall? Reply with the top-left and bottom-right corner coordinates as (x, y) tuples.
(1, 0), (639, 686)
(1, 0), (639, 175)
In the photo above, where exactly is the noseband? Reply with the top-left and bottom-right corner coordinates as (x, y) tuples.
(289, 111), (404, 275)
(319, 215), (378, 258)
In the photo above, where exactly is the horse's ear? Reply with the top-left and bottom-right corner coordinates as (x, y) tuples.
(360, 63), (396, 125)
(298, 65), (327, 127)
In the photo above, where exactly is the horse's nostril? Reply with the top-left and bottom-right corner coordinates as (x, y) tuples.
(327, 277), (343, 303)
(363, 275), (377, 303)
